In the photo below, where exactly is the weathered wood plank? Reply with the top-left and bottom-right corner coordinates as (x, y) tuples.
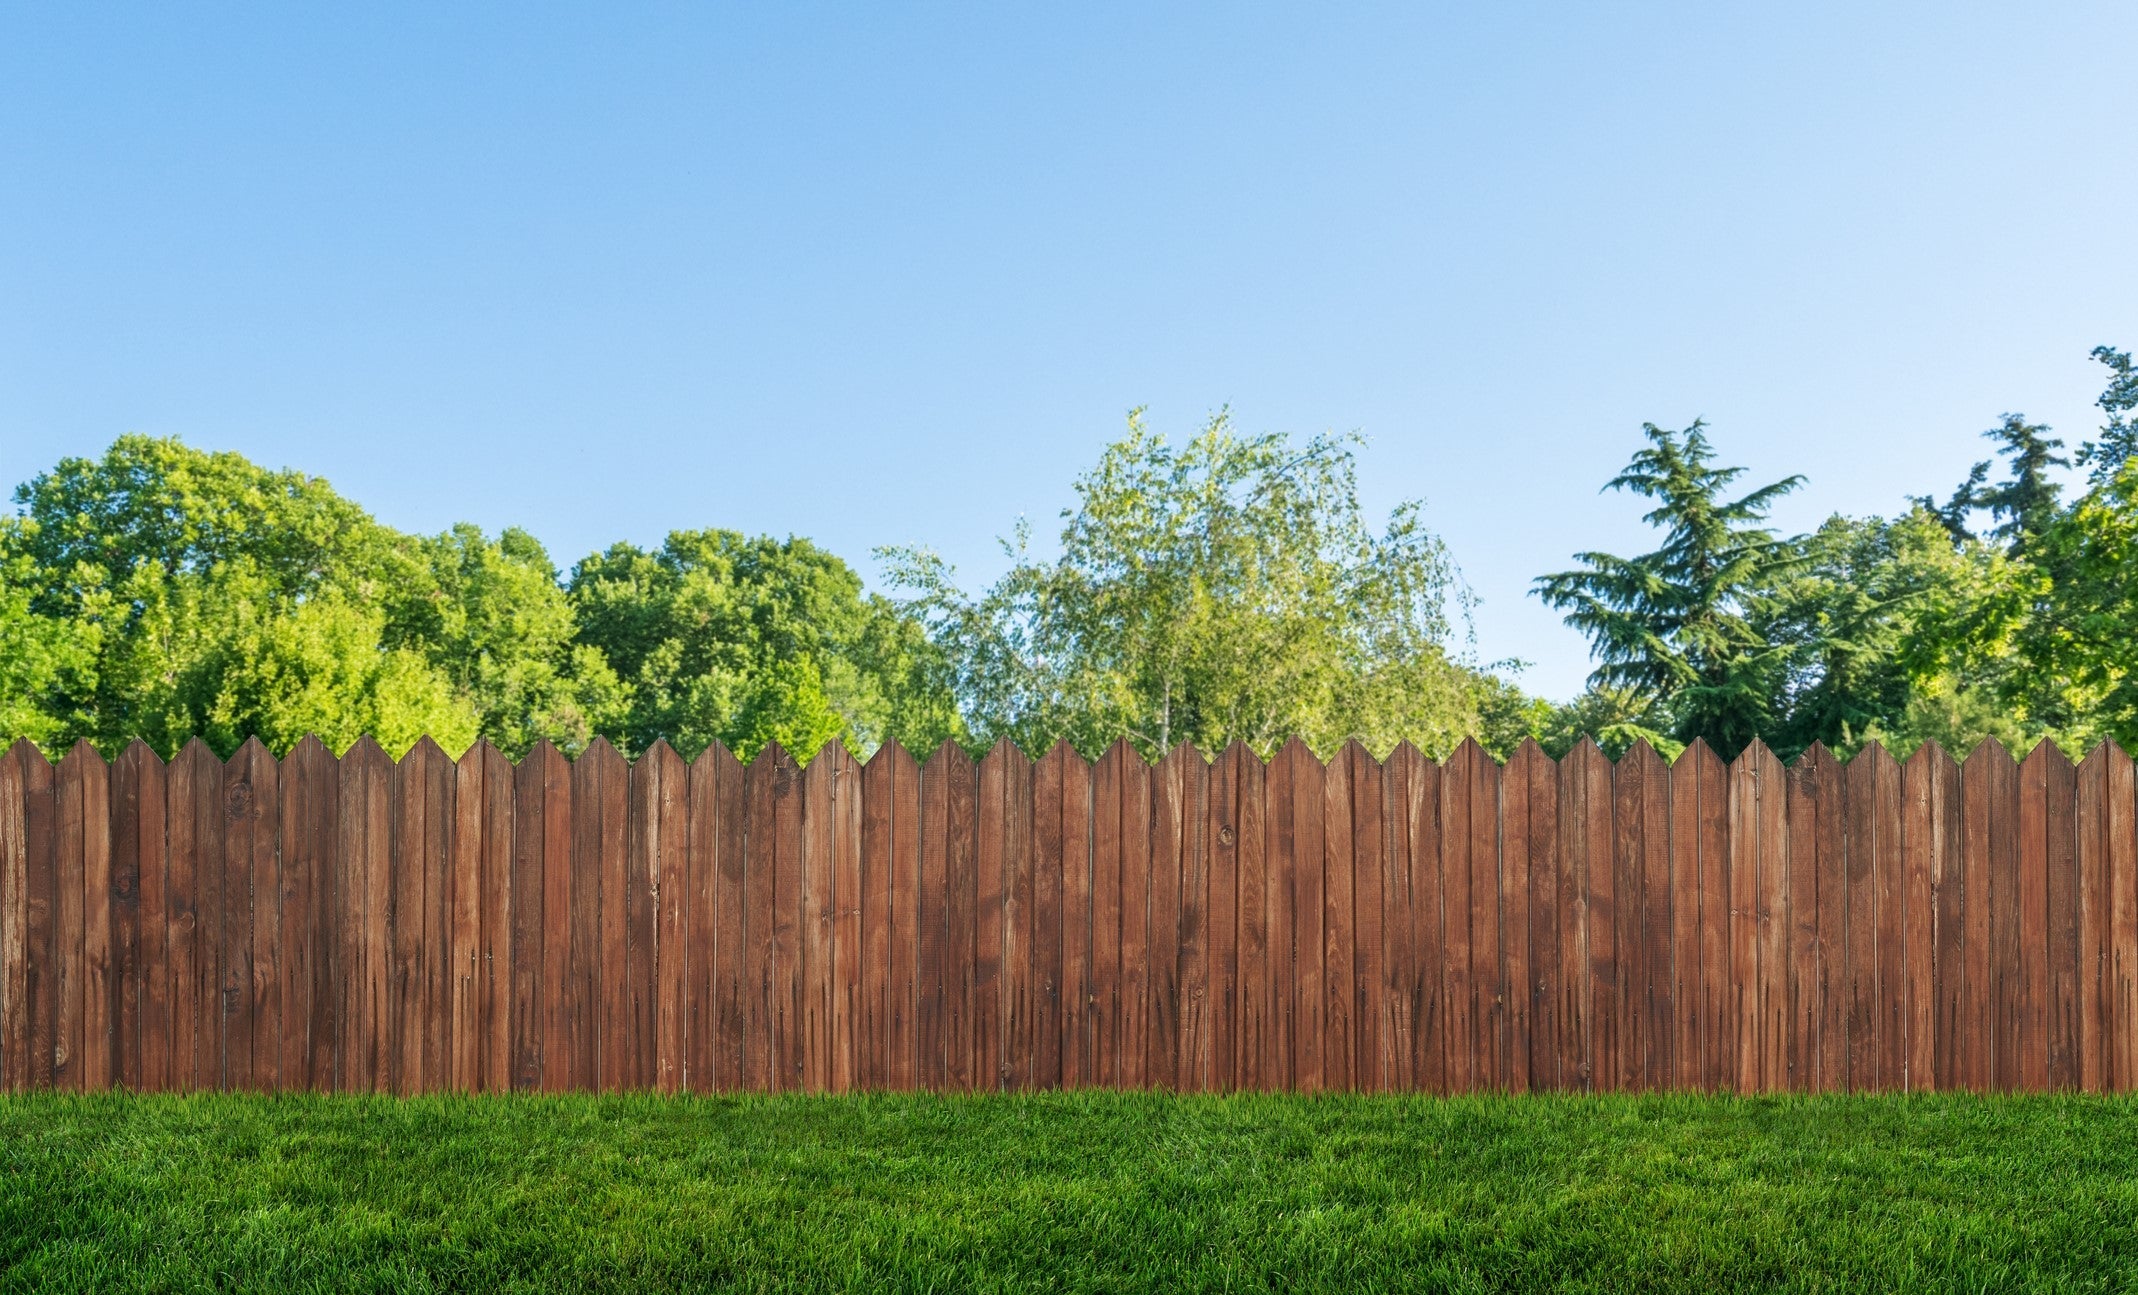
(280, 737), (333, 1092)
(1347, 742), (1385, 1093)
(0, 746), (30, 1091)
(696, 743), (744, 1092)
(60, 743), (107, 1092)
(1032, 742), (1069, 1089)
(1091, 743), (1127, 1088)
(647, 741), (688, 1094)
(942, 744), (978, 1093)
(1061, 746), (1095, 1089)
(972, 741), (1009, 1091)
(16, 744), (58, 1091)
(1321, 743), (1356, 1094)
(1209, 742), (1245, 1092)
(828, 744), (863, 1094)
(2039, 743), (2079, 1090)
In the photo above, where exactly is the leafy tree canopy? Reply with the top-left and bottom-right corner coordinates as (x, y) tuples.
(882, 410), (1505, 759)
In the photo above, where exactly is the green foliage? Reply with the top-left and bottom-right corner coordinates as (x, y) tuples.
(9, 1091), (2138, 1293)
(882, 410), (1503, 759)
(568, 530), (960, 760)
(1534, 421), (1805, 758)
(2079, 345), (2138, 484)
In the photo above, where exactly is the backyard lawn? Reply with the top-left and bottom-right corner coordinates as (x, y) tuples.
(3, 1089), (2135, 1293)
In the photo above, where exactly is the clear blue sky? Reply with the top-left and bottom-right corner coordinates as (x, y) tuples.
(5, 3), (2133, 700)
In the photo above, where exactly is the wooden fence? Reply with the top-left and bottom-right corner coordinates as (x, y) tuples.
(2, 732), (2135, 1095)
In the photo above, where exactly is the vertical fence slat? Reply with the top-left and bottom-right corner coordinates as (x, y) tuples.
(1175, 746), (1209, 1093)
(829, 745), (863, 1094)
(1512, 741), (1556, 1092)
(1210, 743), (1244, 1093)
(1348, 742), (1384, 1093)
(1092, 744), (1126, 1088)
(1060, 747), (1095, 1090)
(449, 742), (486, 1093)
(2108, 745), (2138, 1092)
(997, 743), (1034, 1091)
(62, 743), (107, 1092)
(916, 745), (950, 1091)
(2078, 745), (2111, 1093)
(1236, 744), (1270, 1092)
(972, 742), (1007, 1092)
(649, 742), (688, 1094)
(1, 746), (28, 1091)
(1117, 748), (1150, 1091)
(698, 743), (743, 1093)
(944, 745), (978, 1093)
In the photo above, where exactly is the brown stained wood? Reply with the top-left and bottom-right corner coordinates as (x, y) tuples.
(483, 746), (515, 1092)
(1175, 746), (1212, 1092)
(1060, 748), (1095, 1089)
(1922, 744), (1964, 1092)
(1726, 746), (1762, 1092)
(0, 750), (22, 1092)
(389, 741), (442, 1094)
(1796, 746), (1843, 1093)
(1673, 743), (1714, 1089)
(994, 744), (1034, 1091)
(1901, 744), (1943, 1091)
(859, 746), (895, 1091)
(646, 742), (689, 1094)
(915, 745), (950, 1091)
(2077, 746), (2111, 1093)
(2037, 744), (2079, 1090)
(1209, 743), (1245, 1093)
(1091, 742), (1128, 1088)
(1347, 743), (1385, 1093)
(1567, 741), (1614, 1091)
(971, 742), (1008, 1091)
(223, 739), (275, 1092)
(1441, 741), (1478, 1092)
(2108, 746), (2138, 1092)
(174, 741), (225, 1093)
(1555, 743), (1602, 1092)
(1117, 749), (1151, 1091)
(509, 748), (549, 1092)
(775, 745), (809, 1091)
(828, 745), (864, 1094)
(887, 744), (922, 1091)
(279, 739), (332, 1091)
(1609, 744), (1648, 1092)
(1263, 744), (1296, 1090)
(619, 745), (667, 1092)
(799, 746), (838, 1093)
(1783, 748), (1822, 1092)
(17, 744), (58, 1092)
(1750, 743), (1790, 1094)
(339, 739), (390, 1092)
(696, 744), (744, 1092)
(60, 744), (107, 1092)
(741, 746), (777, 1090)
(110, 744), (157, 1090)
(942, 745), (978, 1093)
(2017, 743), (2055, 1091)
(1842, 745), (1881, 1091)
(1291, 741), (1327, 1093)
(1378, 744), (1418, 1093)
(1633, 747), (1667, 1089)
(1320, 745), (1356, 1094)
(1411, 744), (1447, 1094)
(1517, 742), (1559, 1093)
(1032, 743), (1069, 1089)
(1981, 742), (2022, 1091)
(1866, 745), (1904, 1095)
(567, 741), (608, 1091)
(1234, 745), (1270, 1092)
(448, 746), (484, 1092)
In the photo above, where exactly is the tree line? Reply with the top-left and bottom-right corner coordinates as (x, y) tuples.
(3, 344), (2133, 764)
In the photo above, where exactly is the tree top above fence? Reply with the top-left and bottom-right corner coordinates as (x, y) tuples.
(1, 731), (2120, 775)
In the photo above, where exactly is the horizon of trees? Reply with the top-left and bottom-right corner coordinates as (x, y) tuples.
(3, 342), (2133, 766)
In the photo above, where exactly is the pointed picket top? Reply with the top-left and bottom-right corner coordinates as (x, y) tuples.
(1274, 734), (1321, 771)
(579, 733), (628, 769)
(746, 739), (797, 776)
(116, 736), (163, 772)
(227, 735), (276, 785)
(173, 734), (221, 773)
(1445, 733), (1496, 773)
(1790, 739), (1837, 773)
(1727, 735), (1784, 777)
(1213, 736), (1260, 770)
(2020, 736), (2077, 774)
(1334, 736), (1373, 771)
(1902, 738), (1959, 775)
(1384, 738), (1426, 776)
(288, 733), (330, 764)
(7, 736), (50, 769)
(455, 736), (502, 770)
(1038, 736), (1083, 770)
(809, 738), (859, 777)
(1961, 736), (2019, 772)
(399, 734), (453, 781)
(641, 736), (690, 777)
(982, 734), (1023, 762)
(58, 736), (107, 773)
(1162, 739), (1209, 771)
(690, 737), (741, 774)
(1621, 737), (1669, 777)
(1561, 733), (1610, 778)
(520, 736), (567, 775)
(1504, 735), (1553, 777)
(1097, 735), (1139, 771)
(2079, 739), (2135, 776)
(863, 737), (916, 773)
(338, 736), (390, 785)
(921, 737), (975, 776)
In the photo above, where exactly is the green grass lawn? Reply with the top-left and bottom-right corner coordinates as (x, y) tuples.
(3, 1090), (2136, 1294)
